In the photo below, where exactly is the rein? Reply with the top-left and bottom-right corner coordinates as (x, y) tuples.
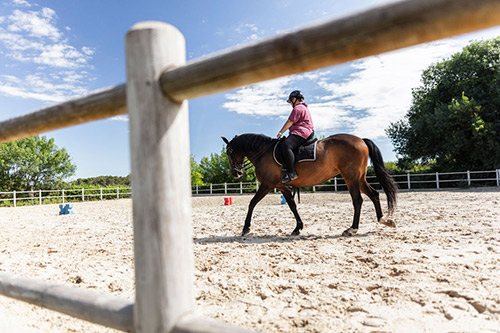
(231, 141), (276, 173)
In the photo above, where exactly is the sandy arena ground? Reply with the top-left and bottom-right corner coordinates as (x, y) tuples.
(0, 188), (499, 332)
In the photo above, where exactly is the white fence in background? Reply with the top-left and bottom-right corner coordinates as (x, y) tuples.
(192, 169), (500, 195)
(0, 187), (131, 207)
(2, 169), (498, 207)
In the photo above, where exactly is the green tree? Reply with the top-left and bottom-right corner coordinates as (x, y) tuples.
(0, 136), (76, 190)
(386, 38), (500, 171)
(198, 147), (256, 184)
(70, 175), (130, 187)
(190, 155), (204, 185)
(199, 148), (232, 184)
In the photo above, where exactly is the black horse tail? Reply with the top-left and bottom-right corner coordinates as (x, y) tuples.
(363, 138), (398, 214)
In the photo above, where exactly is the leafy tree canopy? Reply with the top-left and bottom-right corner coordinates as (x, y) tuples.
(70, 175), (130, 187)
(190, 155), (204, 185)
(0, 136), (76, 191)
(386, 38), (500, 171)
(197, 147), (256, 185)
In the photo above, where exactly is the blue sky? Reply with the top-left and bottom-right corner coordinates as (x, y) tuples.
(1, 0), (500, 179)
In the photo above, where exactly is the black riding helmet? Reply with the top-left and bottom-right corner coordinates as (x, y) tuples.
(287, 90), (304, 103)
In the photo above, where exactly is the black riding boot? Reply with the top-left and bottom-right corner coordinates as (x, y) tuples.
(281, 135), (303, 183)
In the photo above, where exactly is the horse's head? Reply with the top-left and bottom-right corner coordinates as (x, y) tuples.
(222, 136), (245, 178)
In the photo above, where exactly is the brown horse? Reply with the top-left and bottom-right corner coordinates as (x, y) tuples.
(222, 133), (398, 237)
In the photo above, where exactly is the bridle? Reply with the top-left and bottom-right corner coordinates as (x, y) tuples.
(226, 146), (245, 175)
(227, 141), (275, 174)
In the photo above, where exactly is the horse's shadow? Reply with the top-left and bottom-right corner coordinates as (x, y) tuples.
(193, 231), (374, 245)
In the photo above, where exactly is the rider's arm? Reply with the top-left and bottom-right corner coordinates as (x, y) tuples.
(277, 119), (294, 139)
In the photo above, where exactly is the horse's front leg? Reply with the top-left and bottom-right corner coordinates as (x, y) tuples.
(280, 188), (303, 235)
(241, 185), (272, 236)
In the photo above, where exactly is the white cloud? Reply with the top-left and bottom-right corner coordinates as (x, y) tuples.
(81, 46), (95, 56)
(318, 40), (464, 138)
(223, 77), (292, 117)
(0, 71), (90, 102)
(34, 43), (88, 68)
(0, 2), (94, 102)
(222, 27), (500, 140)
(0, 84), (66, 102)
(11, 0), (32, 7)
(0, 8), (91, 69)
(235, 23), (264, 42)
(236, 23), (259, 34)
(307, 101), (356, 132)
(111, 115), (129, 122)
(8, 8), (61, 41)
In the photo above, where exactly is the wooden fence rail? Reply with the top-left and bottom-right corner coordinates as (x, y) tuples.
(0, 272), (134, 332)
(1, 0), (500, 144)
(0, 0), (499, 332)
(161, 0), (500, 102)
(0, 84), (126, 144)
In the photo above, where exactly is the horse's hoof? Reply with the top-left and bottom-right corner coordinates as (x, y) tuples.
(379, 217), (396, 228)
(291, 229), (301, 236)
(241, 229), (251, 237)
(342, 228), (358, 237)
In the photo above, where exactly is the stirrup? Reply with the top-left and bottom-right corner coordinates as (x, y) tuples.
(282, 171), (298, 184)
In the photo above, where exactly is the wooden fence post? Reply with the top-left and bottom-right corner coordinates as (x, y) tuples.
(126, 21), (194, 332)
(436, 172), (440, 189)
(13, 190), (16, 207)
(407, 173), (411, 190)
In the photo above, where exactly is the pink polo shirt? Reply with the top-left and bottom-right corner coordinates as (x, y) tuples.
(288, 103), (314, 139)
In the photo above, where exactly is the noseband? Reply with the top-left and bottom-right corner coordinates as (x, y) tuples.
(227, 147), (245, 174)
(227, 144), (272, 174)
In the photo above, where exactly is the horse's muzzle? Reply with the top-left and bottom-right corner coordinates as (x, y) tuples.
(231, 162), (244, 178)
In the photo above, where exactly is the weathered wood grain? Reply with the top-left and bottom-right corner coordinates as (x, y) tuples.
(126, 21), (195, 332)
(0, 84), (126, 144)
(0, 272), (134, 332)
(161, 0), (500, 101)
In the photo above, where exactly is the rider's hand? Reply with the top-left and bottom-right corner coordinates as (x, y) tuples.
(277, 132), (282, 139)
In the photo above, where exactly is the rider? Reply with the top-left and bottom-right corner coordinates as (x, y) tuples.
(277, 90), (315, 184)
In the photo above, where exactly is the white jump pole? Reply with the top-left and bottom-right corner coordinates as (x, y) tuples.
(126, 22), (194, 332)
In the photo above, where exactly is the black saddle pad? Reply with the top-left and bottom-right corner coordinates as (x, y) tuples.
(273, 138), (318, 166)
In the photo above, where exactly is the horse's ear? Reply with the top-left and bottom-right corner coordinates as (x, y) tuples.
(221, 136), (229, 145)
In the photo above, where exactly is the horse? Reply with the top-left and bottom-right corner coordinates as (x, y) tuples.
(221, 133), (398, 237)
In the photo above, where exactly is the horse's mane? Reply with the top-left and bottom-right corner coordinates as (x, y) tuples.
(229, 133), (276, 153)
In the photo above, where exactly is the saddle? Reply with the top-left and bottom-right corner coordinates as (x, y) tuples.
(273, 136), (318, 167)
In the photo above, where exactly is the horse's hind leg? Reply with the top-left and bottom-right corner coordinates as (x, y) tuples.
(361, 181), (396, 228)
(343, 181), (363, 237)
(360, 181), (383, 221)
(280, 188), (303, 235)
